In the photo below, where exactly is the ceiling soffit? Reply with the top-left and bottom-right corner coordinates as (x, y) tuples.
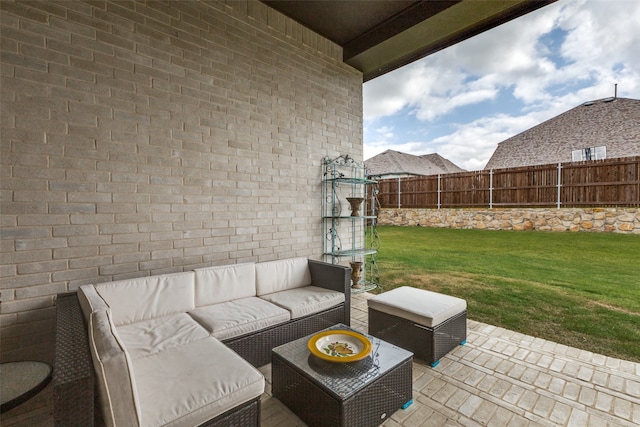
(261, 0), (556, 82)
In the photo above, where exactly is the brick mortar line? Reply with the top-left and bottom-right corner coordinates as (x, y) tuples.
(522, 410), (567, 427)
(468, 325), (640, 382)
(574, 404), (639, 427)
(413, 393), (466, 425)
(464, 331), (640, 404)
(446, 353), (640, 427)
(464, 360), (640, 427)
(451, 342), (640, 425)
(440, 355), (574, 425)
(418, 386), (560, 427)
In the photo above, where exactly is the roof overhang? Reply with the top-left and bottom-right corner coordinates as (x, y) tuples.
(261, 0), (557, 82)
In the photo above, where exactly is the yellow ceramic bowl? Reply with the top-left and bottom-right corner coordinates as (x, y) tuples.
(308, 330), (372, 362)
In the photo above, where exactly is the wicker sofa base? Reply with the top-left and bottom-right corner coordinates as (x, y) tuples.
(368, 308), (467, 367)
(54, 293), (346, 426)
(53, 293), (95, 426)
(224, 305), (345, 367)
(199, 397), (260, 427)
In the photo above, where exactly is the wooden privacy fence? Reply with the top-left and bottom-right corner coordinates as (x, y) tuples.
(376, 157), (640, 209)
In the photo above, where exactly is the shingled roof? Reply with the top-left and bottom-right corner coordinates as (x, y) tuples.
(365, 150), (465, 178)
(485, 97), (640, 170)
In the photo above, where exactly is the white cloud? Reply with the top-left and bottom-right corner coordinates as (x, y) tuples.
(560, 0), (640, 68)
(433, 112), (551, 170)
(364, 0), (562, 122)
(363, 0), (640, 169)
(375, 126), (394, 139)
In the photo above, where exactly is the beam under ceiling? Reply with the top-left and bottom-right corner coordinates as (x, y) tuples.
(262, 0), (557, 82)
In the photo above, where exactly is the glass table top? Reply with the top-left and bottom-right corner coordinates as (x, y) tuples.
(1, 361), (52, 413)
(272, 324), (413, 400)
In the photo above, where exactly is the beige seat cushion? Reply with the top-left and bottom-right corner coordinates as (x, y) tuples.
(132, 338), (264, 427)
(116, 313), (210, 360)
(368, 286), (466, 328)
(260, 286), (345, 319)
(189, 297), (290, 340)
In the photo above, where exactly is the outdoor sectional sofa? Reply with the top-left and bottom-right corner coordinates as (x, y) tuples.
(53, 257), (351, 426)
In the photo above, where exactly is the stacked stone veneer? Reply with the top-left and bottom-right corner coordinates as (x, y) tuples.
(378, 208), (640, 233)
(0, 0), (362, 361)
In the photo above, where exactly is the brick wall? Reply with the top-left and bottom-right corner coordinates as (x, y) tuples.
(379, 208), (640, 233)
(0, 0), (362, 361)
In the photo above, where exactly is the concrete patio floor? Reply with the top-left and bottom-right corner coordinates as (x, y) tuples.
(260, 292), (640, 427)
(2, 293), (639, 426)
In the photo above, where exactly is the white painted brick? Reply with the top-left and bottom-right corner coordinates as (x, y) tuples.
(1, 0), (360, 359)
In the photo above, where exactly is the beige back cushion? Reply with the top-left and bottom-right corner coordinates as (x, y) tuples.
(94, 272), (195, 326)
(255, 257), (311, 296)
(89, 309), (141, 427)
(194, 263), (256, 306)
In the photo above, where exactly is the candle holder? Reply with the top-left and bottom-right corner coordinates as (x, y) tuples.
(346, 197), (364, 216)
(349, 261), (363, 288)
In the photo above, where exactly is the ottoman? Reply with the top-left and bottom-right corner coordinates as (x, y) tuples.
(368, 286), (467, 367)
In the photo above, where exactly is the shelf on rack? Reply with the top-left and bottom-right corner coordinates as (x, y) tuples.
(350, 281), (378, 294)
(323, 249), (378, 257)
(322, 215), (377, 220)
(322, 154), (381, 295)
(323, 177), (378, 185)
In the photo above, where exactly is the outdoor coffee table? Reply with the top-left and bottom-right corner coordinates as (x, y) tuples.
(272, 324), (413, 427)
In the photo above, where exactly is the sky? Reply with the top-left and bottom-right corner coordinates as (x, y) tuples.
(363, 0), (640, 170)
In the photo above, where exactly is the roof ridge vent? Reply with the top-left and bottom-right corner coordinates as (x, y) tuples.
(602, 97), (615, 103)
(583, 101), (594, 106)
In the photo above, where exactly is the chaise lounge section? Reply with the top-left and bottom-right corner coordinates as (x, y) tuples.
(54, 257), (350, 426)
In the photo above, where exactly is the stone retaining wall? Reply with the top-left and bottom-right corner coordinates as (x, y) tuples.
(378, 208), (640, 234)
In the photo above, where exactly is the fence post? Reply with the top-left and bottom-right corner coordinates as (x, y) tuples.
(489, 169), (493, 209)
(557, 163), (562, 210)
(437, 174), (441, 210)
(397, 177), (401, 209)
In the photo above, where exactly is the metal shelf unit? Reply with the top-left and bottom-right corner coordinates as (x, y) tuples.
(322, 155), (380, 294)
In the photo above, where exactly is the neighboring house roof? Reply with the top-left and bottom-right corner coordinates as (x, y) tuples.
(485, 97), (640, 170)
(365, 150), (465, 177)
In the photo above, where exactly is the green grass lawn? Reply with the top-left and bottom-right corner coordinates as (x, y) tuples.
(374, 226), (640, 362)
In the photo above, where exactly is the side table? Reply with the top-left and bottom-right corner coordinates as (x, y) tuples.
(0, 361), (52, 413)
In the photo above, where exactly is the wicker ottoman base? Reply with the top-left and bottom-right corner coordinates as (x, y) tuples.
(368, 307), (467, 367)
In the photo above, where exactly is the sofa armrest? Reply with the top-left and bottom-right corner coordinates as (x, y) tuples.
(308, 259), (351, 325)
(54, 292), (96, 426)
